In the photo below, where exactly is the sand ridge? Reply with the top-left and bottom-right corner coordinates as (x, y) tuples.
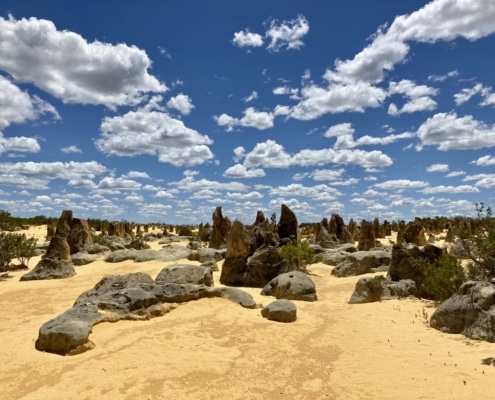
(0, 226), (493, 400)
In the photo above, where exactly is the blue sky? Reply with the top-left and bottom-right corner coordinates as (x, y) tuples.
(0, 0), (495, 225)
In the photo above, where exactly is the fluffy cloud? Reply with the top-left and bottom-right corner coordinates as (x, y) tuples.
(421, 185), (479, 194)
(289, 82), (387, 120)
(374, 180), (429, 190)
(265, 15), (309, 52)
(324, 122), (414, 149)
(269, 183), (341, 201)
(0, 15), (166, 109)
(387, 79), (438, 115)
(223, 164), (266, 178)
(287, 0), (495, 120)
(214, 107), (274, 131)
(426, 164), (449, 172)
(241, 139), (393, 170)
(232, 29), (264, 48)
(471, 155), (495, 166)
(0, 75), (59, 131)
(0, 161), (107, 189)
(232, 15), (309, 52)
(416, 112), (495, 150)
(166, 94), (195, 115)
(169, 172), (248, 192)
(61, 145), (82, 154)
(95, 100), (214, 166)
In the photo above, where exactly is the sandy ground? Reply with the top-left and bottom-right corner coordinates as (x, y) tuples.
(0, 225), (494, 400)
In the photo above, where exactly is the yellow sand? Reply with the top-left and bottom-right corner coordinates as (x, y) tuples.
(0, 226), (492, 400)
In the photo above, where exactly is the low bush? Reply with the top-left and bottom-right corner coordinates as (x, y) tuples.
(0, 232), (38, 272)
(279, 238), (317, 273)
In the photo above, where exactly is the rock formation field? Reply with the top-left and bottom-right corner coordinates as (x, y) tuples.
(0, 224), (494, 400)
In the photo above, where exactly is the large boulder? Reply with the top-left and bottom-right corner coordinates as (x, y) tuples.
(315, 223), (339, 249)
(349, 276), (417, 304)
(155, 264), (214, 287)
(430, 281), (495, 342)
(104, 246), (191, 263)
(35, 272), (257, 355)
(331, 250), (391, 277)
(221, 245), (288, 288)
(261, 271), (317, 302)
(261, 299), (297, 323)
(388, 244), (443, 294)
(20, 236), (76, 281)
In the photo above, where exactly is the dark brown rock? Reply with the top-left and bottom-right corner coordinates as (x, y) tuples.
(277, 204), (298, 241)
(357, 220), (376, 251)
(67, 218), (93, 255)
(209, 206), (231, 249)
(20, 236), (75, 281)
(55, 210), (73, 238)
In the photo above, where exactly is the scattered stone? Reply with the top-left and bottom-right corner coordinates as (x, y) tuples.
(261, 271), (317, 302)
(261, 299), (297, 323)
(349, 276), (416, 304)
(71, 252), (97, 266)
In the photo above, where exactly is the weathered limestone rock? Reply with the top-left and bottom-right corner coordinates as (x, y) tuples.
(46, 224), (56, 241)
(331, 250), (391, 277)
(261, 271), (317, 302)
(35, 272), (256, 355)
(261, 299), (297, 323)
(349, 276), (417, 304)
(357, 219), (376, 251)
(209, 206), (231, 249)
(105, 246), (191, 263)
(67, 218), (93, 255)
(315, 223), (339, 249)
(55, 210), (73, 238)
(277, 204), (298, 241)
(430, 281), (495, 342)
(388, 243), (443, 296)
(155, 264), (214, 287)
(20, 236), (75, 281)
(404, 219), (426, 246)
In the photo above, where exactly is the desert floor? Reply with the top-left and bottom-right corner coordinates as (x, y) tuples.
(0, 225), (494, 400)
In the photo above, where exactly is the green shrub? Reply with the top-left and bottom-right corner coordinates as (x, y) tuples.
(0, 233), (37, 272)
(419, 253), (466, 302)
(279, 238), (316, 273)
(459, 202), (495, 280)
(16, 235), (37, 267)
(91, 232), (112, 248)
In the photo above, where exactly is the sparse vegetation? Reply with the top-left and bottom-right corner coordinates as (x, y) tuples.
(279, 237), (317, 273)
(421, 253), (467, 302)
(459, 202), (495, 280)
(0, 232), (38, 272)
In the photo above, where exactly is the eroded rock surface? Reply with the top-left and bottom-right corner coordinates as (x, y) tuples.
(35, 272), (256, 355)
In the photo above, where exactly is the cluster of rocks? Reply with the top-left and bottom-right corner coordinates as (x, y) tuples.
(35, 265), (317, 355)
